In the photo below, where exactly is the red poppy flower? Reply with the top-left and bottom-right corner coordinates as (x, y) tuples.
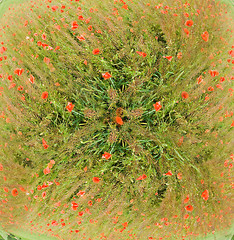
(43, 167), (50, 175)
(209, 70), (219, 77)
(185, 205), (193, 211)
(43, 57), (50, 64)
(136, 174), (147, 180)
(136, 51), (147, 57)
(77, 35), (85, 41)
(181, 91), (189, 99)
(42, 191), (46, 198)
(197, 75), (203, 84)
(102, 152), (112, 160)
(116, 116), (123, 125)
(66, 102), (75, 112)
(12, 188), (18, 197)
(29, 75), (35, 83)
(41, 91), (48, 99)
(185, 20), (193, 27)
(0, 163), (3, 171)
(177, 52), (182, 59)
(71, 202), (79, 210)
(71, 21), (79, 30)
(184, 28), (190, 36)
(92, 48), (100, 55)
(184, 195), (189, 203)
(201, 190), (209, 201)
(201, 31), (209, 42)
(177, 172), (182, 180)
(208, 86), (214, 91)
(93, 177), (100, 183)
(153, 101), (162, 111)
(51, 5), (59, 11)
(42, 138), (49, 149)
(14, 68), (24, 76)
(42, 33), (46, 40)
(163, 56), (173, 61)
(102, 72), (112, 80)
(165, 170), (173, 176)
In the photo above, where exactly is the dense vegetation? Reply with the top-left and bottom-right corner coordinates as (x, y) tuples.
(0, 0), (233, 239)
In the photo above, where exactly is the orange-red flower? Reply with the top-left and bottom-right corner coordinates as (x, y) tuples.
(71, 21), (79, 30)
(136, 174), (147, 180)
(42, 138), (49, 149)
(136, 51), (147, 57)
(116, 116), (123, 125)
(102, 72), (112, 80)
(14, 68), (24, 76)
(93, 177), (100, 183)
(41, 91), (48, 99)
(185, 205), (193, 211)
(43, 167), (50, 175)
(181, 91), (189, 99)
(102, 152), (112, 160)
(185, 20), (193, 27)
(66, 102), (75, 112)
(184, 28), (190, 36)
(92, 48), (100, 55)
(12, 188), (18, 197)
(177, 172), (182, 180)
(201, 190), (209, 201)
(163, 56), (173, 61)
(153, 101), (162, 111)
(201, 31), (209, 42)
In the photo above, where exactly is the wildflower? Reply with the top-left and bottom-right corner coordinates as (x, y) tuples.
(136, 174), (147, 180)
(136, 51), (147, 57)
(71, 21), (79, 30)
(71, 202), (79, 210)
(177, 172), (182, 180)
(184, 28), (190, 36)
(43, 167), (50, 175)
(42, 138), (49, 149)
(43, 57), (50, 64)
(177, 52), (182, 59)
(185, 20), (193, 27)
(14, 68), (24, 76)
(197, 75), (203, 84)
(29, 75), (35, 83)
(181, 91), (189, 99)
(93, 177), (100, 183)
(92, 48), (100, 55)
(102, 152), (112, 160)
(102, 72), (112, 80)
(116, 116), (123, 125)
(165, 170), (173, 176)
(153, 101), (162, 111)
(77, 35), (85, 41)
(208, 86), (214, 91)
(66, 102), (75, 112)
(201, 31), (209, 42)
(209, 70), (219, 77)
(12, 188), (18, 197)
(185, 205), (193, 211)
(201, 190), (209, 201)
(42, 33), (46, 40)
(184, 195), (189, 203)
(41, 91), (48, 99)
(163, 56), (173, 61)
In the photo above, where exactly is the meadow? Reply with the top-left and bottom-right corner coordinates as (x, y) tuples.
(0, 0), (233, 239)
